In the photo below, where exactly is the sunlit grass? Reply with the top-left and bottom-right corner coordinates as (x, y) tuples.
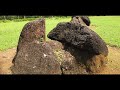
(0, 16), (120, 51)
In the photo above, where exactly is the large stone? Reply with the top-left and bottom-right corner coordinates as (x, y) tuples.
(11, 18), (61, 74)
(47, 40), (88, 74)
(14, 18), (46, 55)
(47, 40), (108, 74)
(11, 17), (108, 74)
(47, 22), (108, 74)
(47, 22), (108, 56)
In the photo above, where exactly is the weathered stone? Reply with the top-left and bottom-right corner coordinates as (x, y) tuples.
(47, 22), (108, 56)
(47, 21), (108, 74)
(60, 43), (107, 74)
(11, 42), (62, 74)
(81, 16), (91, 26)
(71, 16), (90, 26)
(16, 18), (46, 53)
(11, 18), (61, 74)
(47, 41), (88, 74)
(85, 54), (108, 73)
(47, 40), (108, 74)
(11, 17), (108, 74)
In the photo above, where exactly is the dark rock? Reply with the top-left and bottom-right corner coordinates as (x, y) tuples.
(47, 22), (108, 56)
(60, 43), (107, 74)
(11, 18), (61, 74)
(81, 16), (91, 26)
(48, 41), (107, 74)
(11, 17), (108, 74)
(47, 41), (88, 74)
(71, 16), (90, 26)
(47, 21), (108, 74)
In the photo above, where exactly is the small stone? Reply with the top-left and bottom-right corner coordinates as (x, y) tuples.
(43, 53), (47, 57)
(33, 66), (36, 68)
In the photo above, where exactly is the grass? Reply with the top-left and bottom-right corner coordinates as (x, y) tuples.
(90, 16), (120, 47)
(0, 21), (29, 51)
(0, 17), (71, 51)
(0, 16), (120, 51)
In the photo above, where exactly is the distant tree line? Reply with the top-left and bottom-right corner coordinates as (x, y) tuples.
(0, 16), (68, 20)
(0, 16), (42, 20)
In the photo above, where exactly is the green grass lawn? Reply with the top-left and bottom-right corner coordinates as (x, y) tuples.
(0, 21), (29, 51)
(0, 16), (120, 51)
(90, 16), (120, 47)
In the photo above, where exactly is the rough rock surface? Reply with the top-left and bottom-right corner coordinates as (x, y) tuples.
(11, 18), (61, 74)
(16, 18), (46, 53)
(71, 16), (91, 26)
(48, 22), (108, 56)
(47, 20), (108, 74)
(11, 16), (108, 74)
(47, 41), (88, 74)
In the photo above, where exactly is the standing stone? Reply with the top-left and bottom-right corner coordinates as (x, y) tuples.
(11, 18), (61, 74)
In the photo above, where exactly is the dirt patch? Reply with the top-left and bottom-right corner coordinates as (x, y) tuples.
(98, 46), (120, 74)
(0, 46), (120, 74)
(0, 48), (16, 74)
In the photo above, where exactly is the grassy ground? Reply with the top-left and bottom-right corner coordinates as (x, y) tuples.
(0, 16), (120, 51)
(90, 16), (120, 47)
(0, 21), (29, 51)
